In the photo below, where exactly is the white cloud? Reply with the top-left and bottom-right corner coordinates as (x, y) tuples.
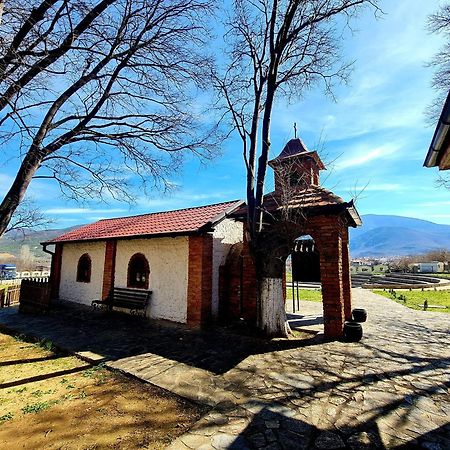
(417, 200), (450, 208)
(344, 183), (404, 192)
(46, 208), (127, 215)
(271, 1), (444, 145)
(427, 214), (450, 220)
(335, 144), (400, 170)
(136, 189), (241, 212)
(52, 218), (82, 224)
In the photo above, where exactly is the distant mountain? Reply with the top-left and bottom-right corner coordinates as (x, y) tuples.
(0, 226), (77, 264)
(350, 215), (450, 257)
(1, 214), (449, 262)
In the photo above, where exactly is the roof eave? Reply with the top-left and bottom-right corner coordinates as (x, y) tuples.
(227, 199), (362, 229)
(41, 200), (245, 246)
(424, 90), (450, 168)
(345, 201), (362, 228)
(41, 229), (202, 246)
(268, 151), (326, 170)
(201, 200), (246, 231)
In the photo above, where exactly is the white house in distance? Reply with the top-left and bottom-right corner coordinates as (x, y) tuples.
(410, 261), (445, 274)
(350, 260), (388, 274)
(43, 201), (244, 327)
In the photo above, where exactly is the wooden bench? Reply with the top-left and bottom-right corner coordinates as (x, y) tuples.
(92, 287), (152, 317)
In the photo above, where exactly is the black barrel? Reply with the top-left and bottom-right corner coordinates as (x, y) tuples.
(343, 321), (363, 342)
(352, 308), (367, 323)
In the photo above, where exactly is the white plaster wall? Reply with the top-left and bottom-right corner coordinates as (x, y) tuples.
(59, 241), (106, 305)
(115, 237), (189, 323)
(212, 219), (244, 317)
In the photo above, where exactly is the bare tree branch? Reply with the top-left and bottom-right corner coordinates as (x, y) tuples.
(426, 3), (450, 122)
(5, 197), (53, 235)
(216, 0), (379, 337)
(0, 0), (218, 236)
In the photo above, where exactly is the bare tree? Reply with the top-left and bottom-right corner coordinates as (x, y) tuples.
(4, 197), (53, 235)
(427, 3), (450, 121)
(426, 4), (450, 188)
(0, 0), (216, 236)
(217, 0), (378, 337)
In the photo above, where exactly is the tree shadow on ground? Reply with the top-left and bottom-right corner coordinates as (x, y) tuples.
(1, 300), (448, 448)
(209, 376), (449, 450)
(0, 364), (92, 389)
(0, 354), (61, 367)
(224, 401), (449, 449)
(0, 302), (324, 375)
(227, 406), (385, 449)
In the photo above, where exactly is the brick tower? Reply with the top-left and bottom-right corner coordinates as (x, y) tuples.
(268, 138), (325, 192)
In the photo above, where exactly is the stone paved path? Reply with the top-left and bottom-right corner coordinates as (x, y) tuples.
(0, 289), (448, 449)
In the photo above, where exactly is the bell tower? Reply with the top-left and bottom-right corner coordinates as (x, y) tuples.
(268, 138), (325, 193)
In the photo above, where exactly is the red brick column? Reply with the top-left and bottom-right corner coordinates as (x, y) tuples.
(241, 237), (257, 323)
(311, 216), (345, 339)
(341, 227), (352, 320)
(50, 243), (63, 300)
(187, 234), (213, 328)
(102, 240), (117, 300)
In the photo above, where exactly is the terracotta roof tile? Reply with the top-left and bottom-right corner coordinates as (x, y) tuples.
(232, 186), (345, 217)
(47, 200), (243, 243)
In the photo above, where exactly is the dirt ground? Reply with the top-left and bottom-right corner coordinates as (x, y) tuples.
(0, 332), (206, 449)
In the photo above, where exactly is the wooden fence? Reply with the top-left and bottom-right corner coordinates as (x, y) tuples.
(0, 278), (22, 286)
(0, 284), (21, 307)
(19, 278), (51, 313)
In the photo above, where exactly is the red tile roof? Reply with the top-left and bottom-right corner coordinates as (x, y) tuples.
(232, 186), (343, 215)
(230, 187), (361, 226)
(47, 200), (243, 243)
(264, 186), (345, 209)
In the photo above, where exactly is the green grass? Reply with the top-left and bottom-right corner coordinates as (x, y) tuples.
(37, 339), (55, 352)
(286, 288), (322, 302)
(21, 400), (58, 414)
(31, 389), (55, 398)
(13, 333), (27, 343)
(373, 289), (450, 312)
(434, 273), (450, 279)
(0, 412), (13, 424)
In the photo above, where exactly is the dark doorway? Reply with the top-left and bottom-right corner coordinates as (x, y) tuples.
(286, 235), (322, 315)
(291, 236), (321, 283)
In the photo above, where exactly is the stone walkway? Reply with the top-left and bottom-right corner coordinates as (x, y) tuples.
(0, 289), (448, 449)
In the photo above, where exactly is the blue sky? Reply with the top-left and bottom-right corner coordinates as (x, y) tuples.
(1, 0), (449, 229)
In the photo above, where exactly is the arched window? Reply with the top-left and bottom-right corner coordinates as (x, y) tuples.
(289, 172), (307, 188)
(76, 254), (91, 283)
(127, 253), (150, 289)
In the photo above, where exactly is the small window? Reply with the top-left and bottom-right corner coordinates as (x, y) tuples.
(127, 253), (149, 289)
(289, 172), (306, 188)
(77, 254), (91, 283)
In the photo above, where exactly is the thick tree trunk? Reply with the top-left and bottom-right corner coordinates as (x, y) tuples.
(0, 151), (42, 236)
(258, 277), (290, 338)
(253, 239), (290, 338)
